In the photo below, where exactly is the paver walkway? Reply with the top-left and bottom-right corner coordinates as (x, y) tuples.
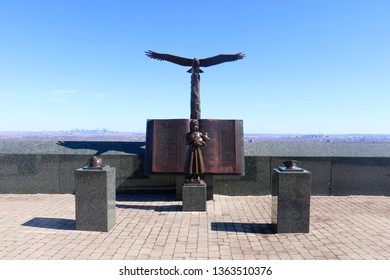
(0, 194), (389, 260)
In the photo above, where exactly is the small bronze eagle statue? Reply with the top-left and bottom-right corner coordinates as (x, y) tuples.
(145, 50), (245, 119)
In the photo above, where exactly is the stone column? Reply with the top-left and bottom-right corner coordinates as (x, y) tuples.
(271, 166), (311, 233)
(75, 165), (116, 232)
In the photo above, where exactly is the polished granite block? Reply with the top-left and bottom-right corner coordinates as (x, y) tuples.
(2, 140), (390, 196)
(119, 155), (146, 179)
(176, 175), (214, 201)
(204, 175), (214, 201)
(99, 155), (121, 186)
(175, 175), (185, 200)
(272, 167), (311, 233)
(75, 166), (116, 232)
(117, 155), (177, 192)
(244, 142), (390, 157)
(331, 157), (390, 195)
(271, 157), (331, 195)
(60, 155), (122, 194)
(182, 181), (207, 211)
(214, 157), (271, 195)
(0, 154), (60, 193)
(119, 155), (148, 182)
(59, 155), (91, 194)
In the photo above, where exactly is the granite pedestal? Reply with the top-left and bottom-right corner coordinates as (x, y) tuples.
(271, 167), (311, 233)
(176, 175), (214, 201)
(182, 181), (207, 211)
(75, 166), (116, 232)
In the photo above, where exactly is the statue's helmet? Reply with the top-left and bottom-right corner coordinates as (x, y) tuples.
(88, 156), (104, 168)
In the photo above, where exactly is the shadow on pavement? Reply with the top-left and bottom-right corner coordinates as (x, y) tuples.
(22, 217), (76, 230)
(211, 222), (275, 234)
(116, 193), (177, 202)
(116, 203), (182, 212)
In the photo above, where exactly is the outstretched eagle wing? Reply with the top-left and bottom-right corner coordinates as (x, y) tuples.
(199, 52), (245, 67)
(145, 50), (193, 66)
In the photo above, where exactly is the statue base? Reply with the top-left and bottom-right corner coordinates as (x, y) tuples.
(182, 180), (207, 212)
(176, 175), (214, 201)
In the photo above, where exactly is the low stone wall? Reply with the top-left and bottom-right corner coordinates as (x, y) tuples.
(0, 141), (389, 195)
(214, 156), (390, 196)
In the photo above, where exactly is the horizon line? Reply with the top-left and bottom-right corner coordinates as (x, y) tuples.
(1, 130), (390, 136)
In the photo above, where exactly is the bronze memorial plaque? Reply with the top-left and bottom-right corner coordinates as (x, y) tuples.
(145, 119), (243, 174)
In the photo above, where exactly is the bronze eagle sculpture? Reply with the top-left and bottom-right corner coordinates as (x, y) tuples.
(145, 50), (245, 119)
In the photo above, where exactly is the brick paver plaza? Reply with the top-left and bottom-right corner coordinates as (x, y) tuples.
(0, 194), (389, 260)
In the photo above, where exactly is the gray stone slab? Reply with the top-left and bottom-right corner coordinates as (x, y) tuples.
(2, 140), (390, 196)
(75, 166), (116, 232)
(175, 175), (185, 200)
(182, 181), (207, 211)
(98, 155), (121, 186)
(117, 155), (139, 187)
(272, 168), (311, 233)
(214, 157), (271, 195)
(271, 157), (331, 195)
(118, 176), (176, 192)
(3, 140), (390, 157)
(121, 155), (147, 179)
(176, 175), (213, 200)
(59, 155), (91, 194)
(0, 154), (60, 194)
(245, 142), (390, 157)
(331, 157), (390, 195)
(204, 175), (214, 200)
(117, 155), (177, 192)
(59, 155), (122, 193)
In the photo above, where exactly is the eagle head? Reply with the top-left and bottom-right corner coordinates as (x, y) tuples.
(188, 58), (202, 73)
(192, 58), (200, 68)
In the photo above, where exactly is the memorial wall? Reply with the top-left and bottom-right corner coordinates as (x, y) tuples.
(0, 141), (389, 196)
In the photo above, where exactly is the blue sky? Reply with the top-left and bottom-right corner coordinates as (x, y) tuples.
(1, 0), (389, 134)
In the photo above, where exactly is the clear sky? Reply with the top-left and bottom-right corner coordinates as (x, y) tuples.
(1, 0), (389, 134)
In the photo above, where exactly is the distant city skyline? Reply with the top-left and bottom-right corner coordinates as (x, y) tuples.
(1, 1), (390, 134)
(2, 130), (390, 144)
